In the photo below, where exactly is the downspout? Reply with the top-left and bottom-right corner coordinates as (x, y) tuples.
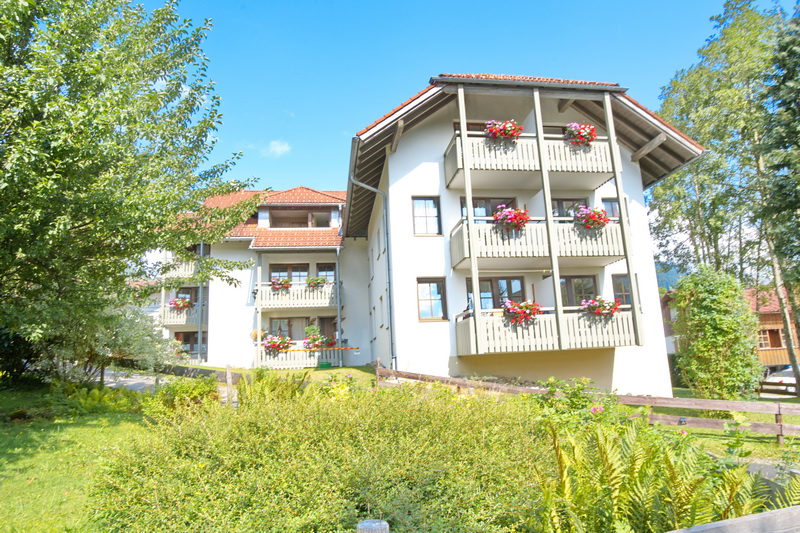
(335, 246), (343, 367)
(348, 137), (397, 370)
(197, 242), (205, 361)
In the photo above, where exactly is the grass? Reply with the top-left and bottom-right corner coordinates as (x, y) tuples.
(649, 387), (800, 461)
(0, 387), (149, 532)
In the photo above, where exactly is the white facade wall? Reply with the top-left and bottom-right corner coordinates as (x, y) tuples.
(338, 238), (372, 366)
(367, 94), (673, 395)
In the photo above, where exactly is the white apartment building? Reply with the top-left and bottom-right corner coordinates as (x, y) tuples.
(152, 73), (703, 396)
(154, 187), (372, 369)
(343, 74), (704, 396)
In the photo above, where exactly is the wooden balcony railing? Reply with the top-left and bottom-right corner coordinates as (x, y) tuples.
(161, 305), (207, 326)
(444, 133), (614, 183)
(255, 284), (336, 309)
(554, 219), (624, 257)
(454, 309), (635, 355)
(450, 218), (624, 265)
(163, 260), (198, 278)
(255, 345), (343, 370)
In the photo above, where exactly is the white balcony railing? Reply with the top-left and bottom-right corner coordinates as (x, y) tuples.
(163, 261), (198, 278)
(450, 218), (549, 266)
(555, 220), (624, 257)
(561, 309), (635, 349)
(255, 284), (336, 309)
(161, 305), (207, 326)
(255, 345), (343, 370)
(450, 218), (624, 266)
(454, 309), (635, 355)
(444, 133), (614, 183)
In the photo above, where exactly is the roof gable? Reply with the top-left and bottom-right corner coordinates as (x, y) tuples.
(262, 186), (346, 204)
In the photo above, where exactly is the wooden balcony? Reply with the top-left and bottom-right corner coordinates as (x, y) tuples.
(455, 309), (635, 355)
(444, 133), (614, 190)
(450, 218), (549, 270)
(161, 305), (207, 326)
(163, 260), (198, 278)
(255, 284), (336, 309)
(561, 310), (636, 350)
(450, 219), (624, 269)
(555, 220), (625, 267)
(255, 344), (343, 370)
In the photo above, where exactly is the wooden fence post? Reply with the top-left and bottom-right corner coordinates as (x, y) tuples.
(226, 365), (233, 406)
(777, 402), (784, 447)
(357, 519), (389, 532)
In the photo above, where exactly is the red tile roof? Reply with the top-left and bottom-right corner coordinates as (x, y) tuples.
(262, 186), (345, 204)
(357, 84), (438, 136)
(251, 228), (342, 248)
(228, 219), (258, 238)
(435, 73), (621, 87)
(745, 289), (796, 314)
(203, 190), (263, 209)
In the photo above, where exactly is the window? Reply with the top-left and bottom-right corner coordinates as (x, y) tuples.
(602, 198), (621, 218)
(176, 286), (198, 302)
(560, 276), (597, 306)
(186, 243), (210, 256)
(466, 277), (524, 309)
(417, 278), (447, 320)
(759, 329), (785, 349)
(452, 121), (490, 132)
(612, 274), (631, 305)
(174, 331), (207, 352)
(317, 263), (335, 281)
(270, 208), (309, 228)
(460, 197), (515, 222)
(543, 125), (566, 136)
(270, 264), (308, 284)
(552, 198), (588, 218)
(270, 317), (307, 340)
(412, 197), (441, 235)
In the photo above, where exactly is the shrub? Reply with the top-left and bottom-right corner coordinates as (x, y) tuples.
(141, 375), (218, 419)
(236, 369), (309, 405)
(92, 385), (792, 531)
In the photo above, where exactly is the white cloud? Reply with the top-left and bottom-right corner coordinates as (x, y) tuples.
(261, 140), (291, 158)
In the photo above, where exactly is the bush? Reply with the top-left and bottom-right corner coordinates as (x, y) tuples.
(92, 385), (792, 531)
(142, 376), (219, 419)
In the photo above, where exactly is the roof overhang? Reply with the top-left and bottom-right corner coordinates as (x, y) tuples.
(344, 75), (705, 238)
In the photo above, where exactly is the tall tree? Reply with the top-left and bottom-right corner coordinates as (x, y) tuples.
(650, 0), (783, 280)
(0, 1), (256, 361)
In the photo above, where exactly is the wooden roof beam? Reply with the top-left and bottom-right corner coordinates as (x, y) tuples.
(388, 119), (404, 154)
(557, 99), (575, 113)
(631, 133), (667, 162)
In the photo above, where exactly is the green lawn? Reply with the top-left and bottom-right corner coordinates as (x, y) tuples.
(0, 388), (148, 532)
(649, 388), (800, 461)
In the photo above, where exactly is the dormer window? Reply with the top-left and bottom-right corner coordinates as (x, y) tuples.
(269, 208), (332, 228)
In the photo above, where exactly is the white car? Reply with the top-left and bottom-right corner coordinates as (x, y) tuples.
(763, 368), (797, 393)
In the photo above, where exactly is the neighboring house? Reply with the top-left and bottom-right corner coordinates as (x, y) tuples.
(153, 186), (372, 369)
(343, 73), (705, 396)
(745, 289), (799, 370)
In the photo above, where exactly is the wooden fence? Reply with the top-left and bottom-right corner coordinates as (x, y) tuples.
(375, 366), (800, 445)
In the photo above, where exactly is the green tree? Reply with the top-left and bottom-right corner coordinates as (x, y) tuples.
(651, 0), (783, 280)
(0, 0), (257, 374)
(672, 268), (761, 401)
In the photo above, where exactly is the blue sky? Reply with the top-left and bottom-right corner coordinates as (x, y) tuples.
(143, 0), (792, 193)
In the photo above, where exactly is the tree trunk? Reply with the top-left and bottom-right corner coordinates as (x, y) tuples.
(767, 236), (800, 398)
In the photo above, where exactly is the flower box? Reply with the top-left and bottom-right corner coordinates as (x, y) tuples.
(484, 119), (524, 141)
(493, 204), (531, 231)
(564, 122), (597, 147)
(306, 277), (329, 288)
(270, 278), (292, 290)
(503, 299), (543, 324)
(303, 334), (336, 350)
(580, 297), (621, 316)
(168, 297), (193, 310)
(575, 205), (610, 229)
(263, 334), (292, 355)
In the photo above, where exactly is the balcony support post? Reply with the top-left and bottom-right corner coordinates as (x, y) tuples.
(602, 92), (644, 345)
(457, 84), (485, 355)
(532, 88), (565, 349)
